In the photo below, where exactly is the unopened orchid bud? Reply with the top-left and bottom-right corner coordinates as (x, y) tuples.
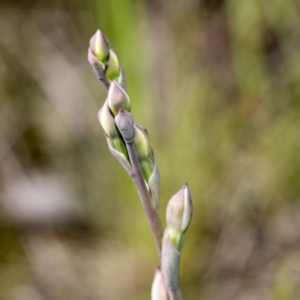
(107, 81), (131, 115)
(89, 29), (110, 63)
(134, 124), (151, 158)
(139, 156), (155, 182)
(163, 227), (185, 252)
(98, 101), (118, 138)
(115, 109), (135, 143)
(133, 126), (160, 208)
(98, 103), (130, 166)
(151, 267), (168, 300)
(116, 66), (126, 90)
(88, 47), (105, 79)
(106, 137), (131, 176)
(138, 154), (160, 209)
(166, 184), (193, 234)
(148, 158), (160, 209)
(109, 136), (128, 161)
(105, 49), (120, 80)
(161, 235), (180, 292)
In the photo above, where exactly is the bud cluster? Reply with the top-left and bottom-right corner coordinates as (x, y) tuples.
(88, 29), (193, 299)
(98, 82), (132, 174)
(89, 29), (160, 209)
(88, 30), (126, 89)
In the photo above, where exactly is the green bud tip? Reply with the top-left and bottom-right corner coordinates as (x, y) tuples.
(134, 124), (151, 158)
(107, 81), (131, 115)
(98, 101), (118, 138)
(89, 29), (110, 62)
(166, 183), (193, 233)
(151, 267), (168, 300)
(115, 108), (135, 143)
(105, 49), (120, 80)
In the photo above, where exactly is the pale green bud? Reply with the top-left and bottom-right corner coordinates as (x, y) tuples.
(163, 227), (185, 252)
(107, 81), (131, 115)
(105, 49), (120, 80)
(116, 66), (126, 90)
(139, 156), (155, 182)
(106, 137), (132, 176)
(161, 235), (180, 292)
(109, 136), (128, 160)
(115, 108), (135, 143)
(98, 101), (118, 138)
(134, 127), (160, 209)
(166, 184), (193, 234)
(151, 267), (168, 300)
(89, 29), (110, 63)
(134, 124), (151, 158)
(148, 159), (160, 209)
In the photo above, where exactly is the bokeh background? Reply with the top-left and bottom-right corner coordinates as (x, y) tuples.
(1, 0), (300, 299)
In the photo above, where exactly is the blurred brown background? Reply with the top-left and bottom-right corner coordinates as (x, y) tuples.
(1, 0), (300, 299)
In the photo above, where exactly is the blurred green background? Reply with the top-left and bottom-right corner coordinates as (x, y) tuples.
(1, 0), (300, 299)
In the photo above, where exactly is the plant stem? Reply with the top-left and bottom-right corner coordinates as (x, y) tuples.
(125, 141), (164, 258)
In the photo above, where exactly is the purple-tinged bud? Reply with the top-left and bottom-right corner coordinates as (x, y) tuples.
(115, 109), (135, 143)
(151, 267), (168, 300)
(89, 29), (110, 63)
(105, 49), (120, 80)
(99, 104), (131, 173)
(98, 101), (118, 138)
(107, 81), (131, 115)
(134, 124), (151, 158)
(166, 184), (192, 234)
(88, 47), (105, 79)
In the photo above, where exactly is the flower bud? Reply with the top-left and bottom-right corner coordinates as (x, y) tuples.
(161, 235), (180, 291)
(98, 101), (118, 138)
(163, 227), (185, 252)
(139, 156), (155, 182)
(105, 49), (120, 80)
(107, 81), (131, 115)
(148, 159), (160, 209)
(89, 29), (110, 63)
(166, 184), (193, 234)
(106, 137), (131, 176)
(116, 66), (126, 90)
(115, 109), (135, 143)
(151, 267), (168, 300)
(88, 47), (105, 79)
(134, 124), (151, 158)
(109, 136), (128, 160)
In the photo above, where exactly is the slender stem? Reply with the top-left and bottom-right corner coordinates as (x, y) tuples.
(125, 141), (164, 257)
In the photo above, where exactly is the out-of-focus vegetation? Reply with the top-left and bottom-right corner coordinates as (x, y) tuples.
(0, 0), (300, 299)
